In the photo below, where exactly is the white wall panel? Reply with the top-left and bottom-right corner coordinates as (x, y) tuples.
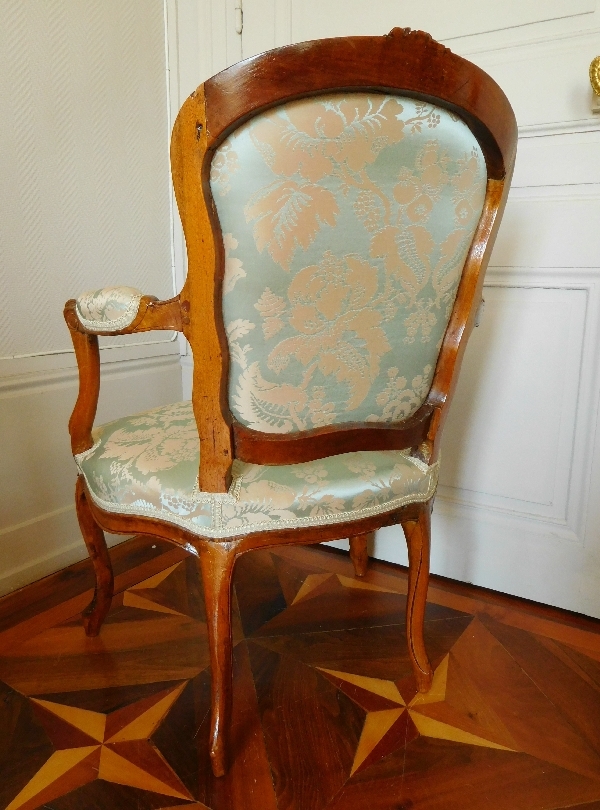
(290, 0), (594, 44)
(491, 189), (600, 268)
(466, 30), (600, 131)
(512, 131), (600, 188)
(439, 286), (587, 520)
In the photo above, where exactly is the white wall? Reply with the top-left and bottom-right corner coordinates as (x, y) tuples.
(171, 0), (600, 617)
(0, 1), (182, 595)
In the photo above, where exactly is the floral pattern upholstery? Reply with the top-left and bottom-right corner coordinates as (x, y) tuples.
(75, 286), (143, 332)
(211, 93), (487, 432)
(76, 402), (439, 539)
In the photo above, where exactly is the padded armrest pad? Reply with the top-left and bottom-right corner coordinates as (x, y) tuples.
(75, 286), (143, 332)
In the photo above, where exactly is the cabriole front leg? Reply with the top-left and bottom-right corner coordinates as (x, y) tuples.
(198, 540), (237, 777)
(75, 476), (114, 637)
(400, 500), (434, 693)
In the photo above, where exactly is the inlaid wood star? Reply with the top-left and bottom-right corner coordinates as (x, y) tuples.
(292, 572), (400, 605)
(7, 682), (193, 810)
(122, 561), (188, 616)
(318, 654), (517, 775)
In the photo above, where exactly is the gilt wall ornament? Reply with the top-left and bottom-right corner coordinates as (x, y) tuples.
(589, 55), (600, 96)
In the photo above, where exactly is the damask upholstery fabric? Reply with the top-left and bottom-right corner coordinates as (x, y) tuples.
(211, 93), (487, 433)
(75, 401), (439, 539)
(75, 286), (143, 332)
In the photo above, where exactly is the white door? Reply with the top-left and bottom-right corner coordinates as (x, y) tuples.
(171, 0), (600, 617)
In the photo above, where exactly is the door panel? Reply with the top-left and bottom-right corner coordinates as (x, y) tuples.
(290, 0), (594, 43)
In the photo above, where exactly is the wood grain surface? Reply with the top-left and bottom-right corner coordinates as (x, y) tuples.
(1, 536), (599, 810)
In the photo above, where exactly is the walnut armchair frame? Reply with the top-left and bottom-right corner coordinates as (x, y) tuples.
(65, 28), (516, 778)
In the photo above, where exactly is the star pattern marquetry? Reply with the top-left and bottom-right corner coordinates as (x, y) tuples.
(2, 544), (600, 810)
(240, 554), (600, 794)
(7, 682), (193, 810)
(291, 572), (400, 605)
(122, 561), (189, 616)
(318, 654), (516, 775)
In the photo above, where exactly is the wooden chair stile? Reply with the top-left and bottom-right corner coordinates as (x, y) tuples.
(64, 28), (517, 778)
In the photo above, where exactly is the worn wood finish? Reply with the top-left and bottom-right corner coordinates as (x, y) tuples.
(81, 476), (425, 556)
(349, 533), (371, 578)
(2, 538), (600, 810)
(171, 85), (233, 494)
(204, 28), (517, 179)
(66, 328), (100, 454)
(233, 404), (434, 465)
(65, 29), (518, 777)
(64, 295), (183, 337)
(64, 296), (183, 455)
(198, 543), (238, 777)
(401, 500), (434, 692)
(74, 476), (114, 637)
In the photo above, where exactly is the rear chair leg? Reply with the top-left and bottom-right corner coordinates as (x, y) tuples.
(75, 476), (114, 637)
(400, 501), (434, 692)
(349, 532), (371, 577)
(198, 542), (237, 778)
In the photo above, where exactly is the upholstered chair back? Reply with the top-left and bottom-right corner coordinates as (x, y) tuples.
(211, 93), (487, 435)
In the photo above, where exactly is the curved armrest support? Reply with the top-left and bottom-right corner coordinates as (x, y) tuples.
(67, 328), (100, 454)
(64, 290), (184, 453)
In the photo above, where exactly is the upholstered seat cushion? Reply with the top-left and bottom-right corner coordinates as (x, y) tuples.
(75, 401), (439, 539)
(75, 286), (143, 332)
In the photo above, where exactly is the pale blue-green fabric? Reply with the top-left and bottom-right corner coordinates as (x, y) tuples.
(76, 401), (439, 539)
(211, 93), (487, 433)
(76, 286), (143, 332)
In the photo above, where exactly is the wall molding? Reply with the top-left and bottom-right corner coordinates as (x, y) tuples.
(433, 491), (581, 544)
(0, 353), (182, 398)
(442, 271), (600, 552)
(0, 507), (127, 598)
(0, 504), (73, 539)
(0, 332), (178, 363)
(0, 351), (182, 596)
(506, 185), (600, 203)
(518, 120), (600, 139)
(454, 23), (600, 58)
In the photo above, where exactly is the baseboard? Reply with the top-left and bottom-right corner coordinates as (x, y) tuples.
(0, 505), (128, 597)
(0, 353), (183, 597)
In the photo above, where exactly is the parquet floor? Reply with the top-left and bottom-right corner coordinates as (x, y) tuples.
(1, 537), (600, 810)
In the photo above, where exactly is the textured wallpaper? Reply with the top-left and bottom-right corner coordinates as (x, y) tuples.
(0, 0), (173, 358)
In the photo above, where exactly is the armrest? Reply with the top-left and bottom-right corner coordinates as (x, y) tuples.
(64, 289), (185, 454)
(64, 287), (183, 335)
(75, 286), (143, 332)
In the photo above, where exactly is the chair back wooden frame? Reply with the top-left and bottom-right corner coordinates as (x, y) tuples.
(64, 28), (517, 778)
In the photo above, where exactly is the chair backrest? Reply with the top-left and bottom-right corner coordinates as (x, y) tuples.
(171, 28), (517, 493)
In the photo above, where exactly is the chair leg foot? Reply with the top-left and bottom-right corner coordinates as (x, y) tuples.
(210, 743), (227, 778)
(76, 477), (114, 637)
(349, 532), (371, 577)
(198, 542), (237, 778)
(401, 501), (434, 693)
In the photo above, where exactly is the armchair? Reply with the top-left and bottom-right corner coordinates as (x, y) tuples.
(65, 28), (516, 778)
